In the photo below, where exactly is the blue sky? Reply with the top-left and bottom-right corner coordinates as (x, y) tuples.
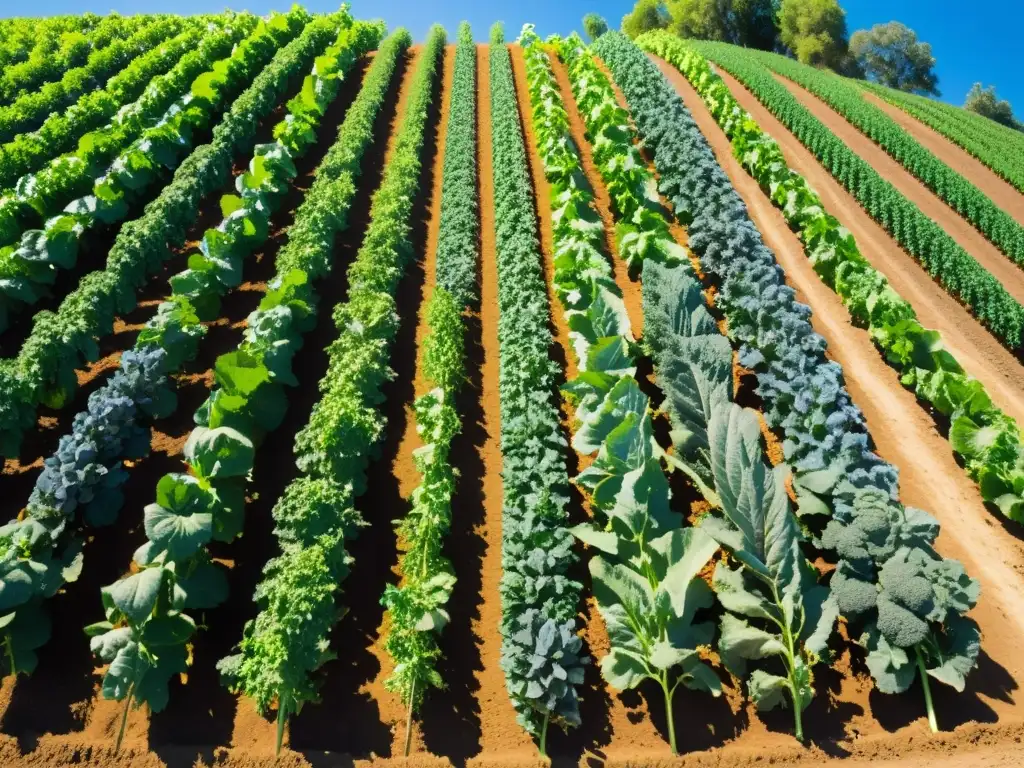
(4, 1), (1021, 110)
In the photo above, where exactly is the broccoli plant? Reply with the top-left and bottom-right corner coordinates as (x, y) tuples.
(817, 478), (980, 731)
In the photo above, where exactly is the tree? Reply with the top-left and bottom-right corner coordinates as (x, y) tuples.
(664, 0), (779, 49)
(778, 0), (849, 69)
(668, 0), (731, 41)
(622, 0), (671, 39)
(583, 13), (609, 41)
(964, 83), (1023, 131)
(849, 22), (939, 95)
(731, 0), (780, 50)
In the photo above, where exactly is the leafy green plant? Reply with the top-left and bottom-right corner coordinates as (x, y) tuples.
(622, 30), (983, 730)
(380, 21), (476, 756)
(82, 17), (404, 752)
(489, 21), (585, 755)
(687, 39), (1024, 350)
(0, 7), (309, 458)
(219, 26), (440, 755)
(736, 44), (1024, 270)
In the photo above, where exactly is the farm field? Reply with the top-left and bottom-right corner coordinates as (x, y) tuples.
(1, 7), (1024, 768)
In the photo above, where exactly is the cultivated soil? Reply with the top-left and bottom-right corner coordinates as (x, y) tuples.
(860, 90), (1024, 229)
(3, 41), (1024, 768)
(772, 73), (1024, 304)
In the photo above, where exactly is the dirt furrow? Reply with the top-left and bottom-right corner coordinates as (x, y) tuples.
(860, 90), (1024, 228)
(772, 72), (1024, 303)
(657, 53), (1024, 741)
(464, 42), (538, 766)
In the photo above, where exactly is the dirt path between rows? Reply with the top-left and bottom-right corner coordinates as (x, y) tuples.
(690, 68), (1024, 432)
(464, 42), (539, 767)
(771, 73), (1024, 303)
(860, 90), (1024, 228)
(655, 53), (1024, 748)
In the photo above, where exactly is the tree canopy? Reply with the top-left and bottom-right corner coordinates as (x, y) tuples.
(778, 0), (849, 69)
(964, 83), (1022, 131)
(583, 12), (609, 41)
(849, 21), (938, 95)
(622, 0), (670, 39)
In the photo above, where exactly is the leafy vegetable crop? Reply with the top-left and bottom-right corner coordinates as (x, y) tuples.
(648, 35), (1024, 528)
(859, 79), (1024, 196)
(489, 21), (586, 754)
(607, 29), (982, 730)
(219, 27), (437, 755)
(689, 40), (1024, 351)
(0, 14), (382, 690)
(738, 46), (1024, 270)
(524, 26), (723, 753)
(380, 21), (476, 756)
(0, 7), (309, 458)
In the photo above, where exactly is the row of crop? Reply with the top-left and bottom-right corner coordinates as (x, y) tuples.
(859, 80), (1024, 195)
(0, 16), (101, 70)
(0, 17), (228, 190)
(0, 11), (354, 688)
(644, 35), (1024, 526)
(0, 15), (301, 332)
(380, 21), (477, 757)
(689, 41), (1024, 351)
(0, 17), (186, 144)
(0, 14), (157, 105)
(551, 27), (834, 745)
(86, 25), (409, 751)
(218, 27), (439, 756)
(0, 16), (256, 242)
(738, 47), (1024, 270)
(0, 7), (311, 458)
(488, 23), (585, 755)
(596, 30), (981, 732)
(521, 27), (729, 750)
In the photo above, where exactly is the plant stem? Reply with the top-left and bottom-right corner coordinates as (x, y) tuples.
(404, 677), (417, 757)
(538, 711), (550, 758)
(114, 681), (135, 754)
(790, 680), (804, 743)
(275, 697), (289, 756)
(915, 645), (939, 733)
(660, 673), (678, 755)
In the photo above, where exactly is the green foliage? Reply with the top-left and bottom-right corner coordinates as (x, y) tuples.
(849, 22), (939, 95)
(433, 21), (479, 307)
(621, 0), (670, 39)
(582, 13), (609, 41)
(964, 82), (1022, 131)
(777, 0), (848, 69)
(489, 26), (584, 748)
(219, 27), (442, 753)
(0, 18), (187, 144)
(380, 25), (473, 730)
(0, 7), (312, 458)
(84, 13), (397, 724)
(644, 33), (984, 727)
(739, 45), (1024, 273)
(690, 40), (1024, 350)
(859, 82), (1024, 195)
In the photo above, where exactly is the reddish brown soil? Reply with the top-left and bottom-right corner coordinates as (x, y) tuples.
(697, 67), (1024, 433)
(772, 73), (1024, 304)
(860, 90), (1024, 229)
(654, 51), (1024, 756)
